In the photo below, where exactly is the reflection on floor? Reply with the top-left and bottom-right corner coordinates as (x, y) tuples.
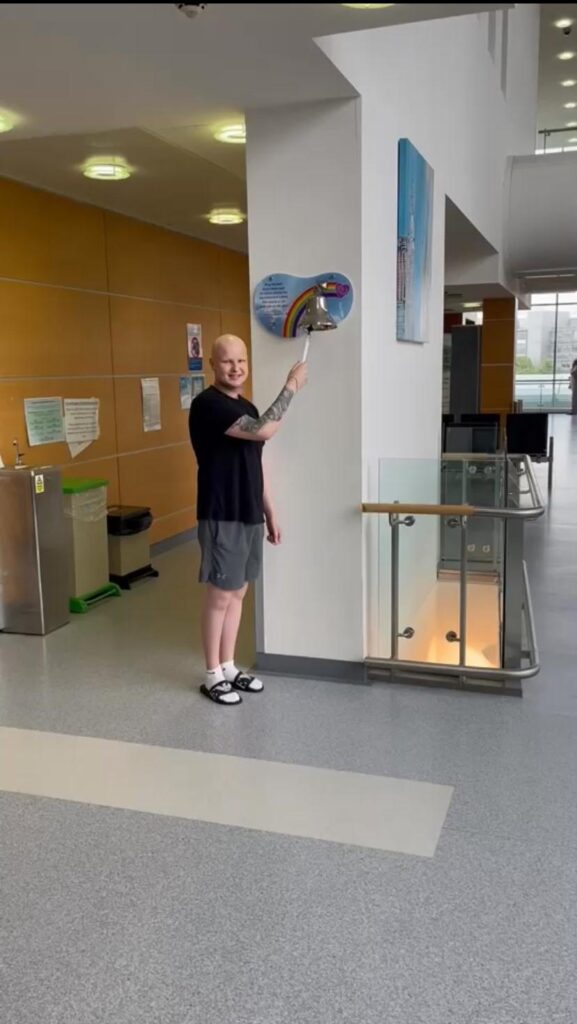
(1, 416), (576, 1024)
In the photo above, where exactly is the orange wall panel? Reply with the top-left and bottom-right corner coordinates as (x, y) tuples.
(117, 445), (196, 521)
(0, 178), (249, 542)
(0, 281), (112, 378)
(0, 178), (107, 291)
(110, 296), (220, 376)
(114, 376), (190, 454)
(481, 365), (514, 412)
(217, 248), (250, 313)
(105, 212), (221, 308)
(482, 321), (515, 365)
(150, 508), (196, 545)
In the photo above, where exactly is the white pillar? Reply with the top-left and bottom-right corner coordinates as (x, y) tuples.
(246, 99), (364, 672)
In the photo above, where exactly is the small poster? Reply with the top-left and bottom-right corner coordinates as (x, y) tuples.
(141, 377), (162, 432)
(179, 375), (205, 410)
(24, 397), (65, 447)
(187, 323), (203, 371)
(64, 398), (100, 459)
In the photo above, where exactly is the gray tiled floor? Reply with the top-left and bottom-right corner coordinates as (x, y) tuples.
(1, 417), (576, 1023)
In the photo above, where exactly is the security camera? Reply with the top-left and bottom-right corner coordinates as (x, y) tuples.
(563, 24), (572, 35)
(175, 3), (207, 18)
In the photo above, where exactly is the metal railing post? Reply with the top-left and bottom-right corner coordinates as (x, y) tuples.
(390, 513), (399, 660)
(459, 515), (468, 667)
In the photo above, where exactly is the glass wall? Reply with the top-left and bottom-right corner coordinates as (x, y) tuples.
(515, 293), (577, 412)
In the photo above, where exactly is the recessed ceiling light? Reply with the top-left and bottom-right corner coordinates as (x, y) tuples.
(463, 302), (481, 309)
(341, 3), (395, 8)
(566, 120), (577, 127)
(557, 51), (576, 61)
(561, 79), (577, 86)
(564, 101), (577, 108)
(569, 137), (577, 142)
(555, 18), (574, 29)
(208, 208), (245, 225)
(213, 123), (246, 144)
(82, 156), (132, 181)
(0, 112), (14, 133)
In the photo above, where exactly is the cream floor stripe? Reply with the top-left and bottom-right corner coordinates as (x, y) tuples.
(0, 727), (453, 857)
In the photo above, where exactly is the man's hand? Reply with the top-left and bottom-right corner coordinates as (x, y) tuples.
(286, 361), (308, 393)
(266, 515), (282, 545)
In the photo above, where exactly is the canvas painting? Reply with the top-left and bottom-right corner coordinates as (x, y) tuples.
(396, 139), (434, 344)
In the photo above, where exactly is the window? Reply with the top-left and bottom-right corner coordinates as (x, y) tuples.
(515, 293), (577, 411)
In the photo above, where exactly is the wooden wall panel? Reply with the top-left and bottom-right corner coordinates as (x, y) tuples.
(217, 248), (250, 312)
(0, 178), (250, 543)
(114, 377), (190, 454)
(150, 508), (196, 545)
(481, 297), (516, 416)
(0, 178), (107, 291)
(118, 445), (196, 520)
(110, 296), (220, 376)
(0, 281), (112, 378)
(481, 365), (515, 412)
(105, 213), (220, 307)
(0, 378), (117, 470)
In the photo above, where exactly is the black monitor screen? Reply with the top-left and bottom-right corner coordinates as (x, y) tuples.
(506, 413), (548, 456)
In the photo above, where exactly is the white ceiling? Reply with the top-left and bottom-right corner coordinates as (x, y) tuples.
(0, 3), (513, 249)
(538, 4), (577, 139)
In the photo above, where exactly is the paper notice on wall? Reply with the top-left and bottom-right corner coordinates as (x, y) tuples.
(187, 323), (203, 372)
(24, 397), (66, 447)
(141, 377), (162, 432)
(179, 375), (205, 410)
(64, 398), (100, 458)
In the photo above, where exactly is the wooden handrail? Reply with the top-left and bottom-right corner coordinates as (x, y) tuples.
(362, 502), (474, 517)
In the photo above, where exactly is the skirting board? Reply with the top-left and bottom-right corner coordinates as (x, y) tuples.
(255, 652), (368, 685)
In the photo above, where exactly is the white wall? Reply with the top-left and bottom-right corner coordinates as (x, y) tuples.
(246, 100), (364, 662)
(319, 7), (538, 656)
(246, 7), (539, 666)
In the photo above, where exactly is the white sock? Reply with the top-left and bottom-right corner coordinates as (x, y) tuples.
(221, 661), (238, 682)
(205, 667), (225, 689)
(205, 667), (240, 704)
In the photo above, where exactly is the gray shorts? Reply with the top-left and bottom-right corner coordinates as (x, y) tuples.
(197, 520), (264, 592)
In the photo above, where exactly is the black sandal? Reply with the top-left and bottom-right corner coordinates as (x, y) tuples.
(200, 681), (242, 706)
(230, 672), (264, 694)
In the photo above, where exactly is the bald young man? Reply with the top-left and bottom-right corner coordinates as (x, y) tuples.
(188, 335), (308, 705)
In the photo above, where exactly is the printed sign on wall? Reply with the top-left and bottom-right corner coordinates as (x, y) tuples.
(253, 272), (353, 338)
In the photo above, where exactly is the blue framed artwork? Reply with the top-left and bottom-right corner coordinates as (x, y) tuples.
(396, 139), (434, 344)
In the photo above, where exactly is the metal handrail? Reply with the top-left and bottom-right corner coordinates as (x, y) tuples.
(362, 455), (545, 522)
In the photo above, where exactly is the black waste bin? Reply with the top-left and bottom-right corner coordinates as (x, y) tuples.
(107, 505), (158, 589)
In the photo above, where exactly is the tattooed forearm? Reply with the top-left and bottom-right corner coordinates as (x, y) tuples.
(233, 386), (295, 435)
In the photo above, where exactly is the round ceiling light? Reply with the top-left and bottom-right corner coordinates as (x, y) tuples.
(561, 79), (577, 86)
(208, 208), (245, 225)
(566, 120), (577, 127)
(213, 123), (246, 144)
(564, 101), (577, 108)
(555, 18), (574, 29)
(82, 156), (132, 181)
(341, 4), (395, 8)
(0, 112), (14, 133)
(557, 51), (576, 61)
(569, 137), (577, 142)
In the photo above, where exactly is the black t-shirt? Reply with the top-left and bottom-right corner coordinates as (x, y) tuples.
(188, 386), (264, 524)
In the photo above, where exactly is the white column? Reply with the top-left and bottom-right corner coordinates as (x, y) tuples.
(246, 99), (364, 667)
